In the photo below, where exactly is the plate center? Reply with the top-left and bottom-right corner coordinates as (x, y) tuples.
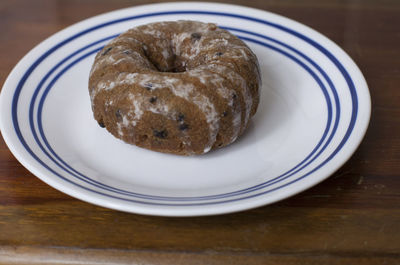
(41, 42), (327, 197)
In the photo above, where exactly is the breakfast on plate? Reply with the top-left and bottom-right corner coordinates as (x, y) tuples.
(88, 20), (261, 155)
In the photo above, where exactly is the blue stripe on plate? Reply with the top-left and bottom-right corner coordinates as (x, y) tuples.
(12, 10), (356, 206)
(32, 32), (334, 201)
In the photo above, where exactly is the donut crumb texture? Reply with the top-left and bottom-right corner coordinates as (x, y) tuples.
(89, 20), (261, 155)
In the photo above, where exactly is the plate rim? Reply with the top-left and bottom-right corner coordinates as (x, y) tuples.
(0, 2), (371, 216)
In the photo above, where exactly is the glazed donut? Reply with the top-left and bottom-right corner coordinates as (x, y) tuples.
(88, 20), (261, 155)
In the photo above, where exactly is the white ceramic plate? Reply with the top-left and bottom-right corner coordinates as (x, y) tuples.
(0, 2), (370, 216)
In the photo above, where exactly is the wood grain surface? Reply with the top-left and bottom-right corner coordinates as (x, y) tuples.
(1, 0), (399, 264)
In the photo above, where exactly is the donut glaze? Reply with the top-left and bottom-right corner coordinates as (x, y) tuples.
(89, 21), (261, 155)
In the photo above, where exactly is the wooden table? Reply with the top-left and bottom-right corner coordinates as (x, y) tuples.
(1, 0), (399, 264)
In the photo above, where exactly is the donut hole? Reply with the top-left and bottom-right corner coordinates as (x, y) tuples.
(147, 54), (187, 73)
(170, 63), (186, 73)
(142, 45), (187, 73)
